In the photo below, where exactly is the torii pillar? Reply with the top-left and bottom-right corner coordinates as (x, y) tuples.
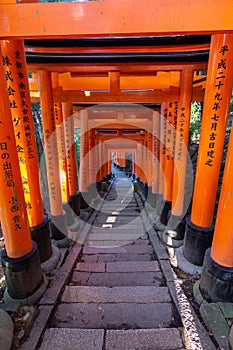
(79, 109), (89, 209)
(167, 70), (193, 246)
(151, 111), (160, 208)
(63, 102), (80, 217)
(183, 34), (233, 266)
(160, 102), (176, 225)
(1, 40), (53, 264)
(199, 120), (233, 302)
(156, 103), (167, 221)
(38, 71), (68, 241)
(0, 44), (45, 303)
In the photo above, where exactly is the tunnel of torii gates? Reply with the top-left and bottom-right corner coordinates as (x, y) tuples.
(0, 0), (233, 305)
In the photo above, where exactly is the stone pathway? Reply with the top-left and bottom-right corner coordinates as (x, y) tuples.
(21, 170), (216, 350)
(35, 171), (185, 350)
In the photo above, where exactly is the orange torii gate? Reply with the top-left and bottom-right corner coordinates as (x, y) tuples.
(0, 0), (233, 305)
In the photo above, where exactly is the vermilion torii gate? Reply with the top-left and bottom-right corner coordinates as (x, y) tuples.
(0, 0), (233, 304)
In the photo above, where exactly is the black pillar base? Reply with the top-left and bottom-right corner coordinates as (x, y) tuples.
(155, 192), (163, 216)
(200, 248), (233, 302)
(96, 181), (102, 194)
(63, 201), (75, 227)
(160, 200), (172, 226)
(30, 215), (52, 263)
(101, 180), (108, 192)
(80, 191), (89, 209)
(167, 214), (186, 241)
(146, 186), (154, 206)
(87, 183), (95, 201)
(183, 216), (214, 266)
(144, 183), (149, 200)
(50, 211), (68, 240)
(1, 242), (44, 300)
(150, 192), (158, 208)
(69, 192), (80, 216)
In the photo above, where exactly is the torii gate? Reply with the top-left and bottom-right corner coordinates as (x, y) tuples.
(0, 0), (232, 304)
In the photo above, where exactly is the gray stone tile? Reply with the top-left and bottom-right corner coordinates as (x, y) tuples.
(218, 302), (233, 319)
(97, 254), (117, 262)
(86, 240), (133, 248)
(160, 260), (175, 282)
(88, 233), (143, 241)
(75, 262), (106, 272)
(83, 245), (153, 255)
(81, 255), (100, 262)
(133, 239), (150, 245)
(71, 271), (165, 287)
(39, 328), (104, 350)
(148, 231), (169, 260)
(52, 302), (175, 329)
(21, 306), (53, 350)
(59, 243), (82, 273)
(105, 328), (184, 350)
(107, 261), (160, 273)
(115, 254), (152, 262)
(39, 272), (67, 305)
(61, 286), (171, 303)
(200, 301), (230, 350)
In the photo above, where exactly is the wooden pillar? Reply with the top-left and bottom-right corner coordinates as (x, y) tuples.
(164, 102), (176, 203)
(79, 109), (89, 208)
(184, 34), (233, 266)
(200, 116), (233, 302)
(0, 44), (44, 302)
(63, 102), (80, 217)
(107, 149), (112, 174)
(38, 71), (67, 240)
(52, 73), (69, 205)
(2, 39), (52, 262)
(152, 111), (160, 195)
(63, 103), (78, 196)
(159, 103), (167, 198)
(1, 40), (44, 227)
(166, 70), (193, 243)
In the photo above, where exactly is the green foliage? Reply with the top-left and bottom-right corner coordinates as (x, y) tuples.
(190, 102), (202, 142)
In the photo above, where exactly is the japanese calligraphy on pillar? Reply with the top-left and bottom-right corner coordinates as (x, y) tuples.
(64, 104), (76, 194)
(173, 102), (178, 158)
(165, 102), (175, 161)
(177, 106), (186, 161)
(163, 106), (168, 156)
(55, 102), (68, 202)
(205, 44), (230, 167)
(2, 48), (34, 211)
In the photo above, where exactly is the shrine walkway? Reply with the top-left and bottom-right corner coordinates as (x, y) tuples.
(21, 170), (215, 350)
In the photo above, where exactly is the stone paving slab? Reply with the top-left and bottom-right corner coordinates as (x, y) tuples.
(53, 302), (175, 329)
(200, 301), (230, 350)
(105, 328), (184, 350)
(76, 262), (106, 272)
(21, 306), (53, 350)
(88, 233), (143, 241)
(39, 328), (104, 350)
(81, 253), (153, 262)
(133, 239), (150, 245)
(148, 231), (169, 260)
(71, 271), (165, 287)
(86, 240), (133, 248)
(90, 227), (145, 234)
(112, 253), (153, 261)
(83, 245), (153, 255)
(106, 261), (160, 273)
(62, 286), (171, 303)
